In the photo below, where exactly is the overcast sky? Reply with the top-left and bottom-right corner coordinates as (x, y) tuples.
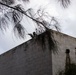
(0, 0), (76, 54)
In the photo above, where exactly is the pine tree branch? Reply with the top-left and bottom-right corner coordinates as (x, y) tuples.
(0, 2), (48, 30)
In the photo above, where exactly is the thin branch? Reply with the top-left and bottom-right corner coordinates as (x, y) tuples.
(0, 2), (49, 30)
(0, 2), (59, 52)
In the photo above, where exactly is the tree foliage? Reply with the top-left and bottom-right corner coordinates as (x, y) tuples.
(59, 0), (70, 8)
(0, 0), (70, 51)
(0, 0), (70, 37)
(58, 63), (76, 75)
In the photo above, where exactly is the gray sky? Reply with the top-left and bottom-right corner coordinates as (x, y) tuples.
(0, 0), (76, 54)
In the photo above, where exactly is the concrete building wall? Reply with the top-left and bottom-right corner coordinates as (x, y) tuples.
(0, 38), (52, 75)
(0, 31), (76, 75)
(52, 31), (76, 75)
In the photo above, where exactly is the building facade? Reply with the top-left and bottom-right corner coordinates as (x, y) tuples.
(52, 31), (76, 75)
(0, 31), (76, 75)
